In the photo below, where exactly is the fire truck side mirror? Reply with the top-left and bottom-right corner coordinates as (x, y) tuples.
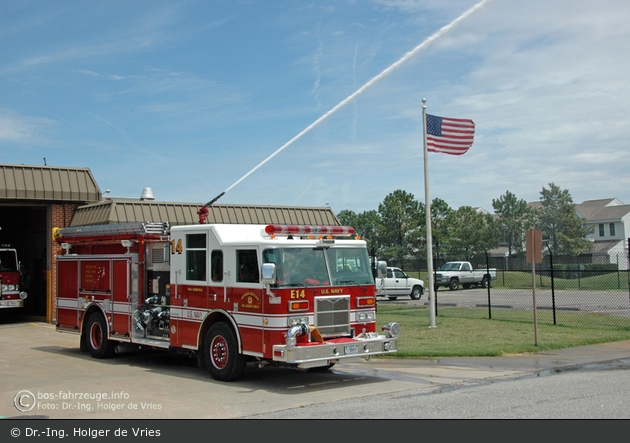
(261, 263), (276, 284)
(377, 261), (387, 279)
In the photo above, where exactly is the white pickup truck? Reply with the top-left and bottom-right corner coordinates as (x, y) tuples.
(433, 261), (497, 291)
(377, 267), (424, 300)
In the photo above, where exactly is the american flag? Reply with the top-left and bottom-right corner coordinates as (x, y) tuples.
(426, 114), (475, 155)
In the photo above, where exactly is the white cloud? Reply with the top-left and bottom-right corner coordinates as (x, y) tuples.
(0, 109), (54, 145)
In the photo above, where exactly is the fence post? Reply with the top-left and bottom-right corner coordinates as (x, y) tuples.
(433, 252), (438, 317)
(547, 244), (556, 325)
(578, 254), (581, 289)
(618, 253), (621, 290)
(482, 246), (491, 320)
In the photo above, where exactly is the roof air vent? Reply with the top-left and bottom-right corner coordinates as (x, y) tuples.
(140, 187), (155, 201)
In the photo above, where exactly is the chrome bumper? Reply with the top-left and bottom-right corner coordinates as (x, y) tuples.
(0, 299), (24, 308)
(272, 334), (398, 367)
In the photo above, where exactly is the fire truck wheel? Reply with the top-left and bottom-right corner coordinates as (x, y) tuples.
(86, 313), (116, 359)
(204, 322), (246, 381)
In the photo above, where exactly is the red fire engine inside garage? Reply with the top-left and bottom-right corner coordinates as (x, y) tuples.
(0, 162), (340, 324)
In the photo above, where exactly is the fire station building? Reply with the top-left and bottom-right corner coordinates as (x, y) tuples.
(0, 163), (339, 324)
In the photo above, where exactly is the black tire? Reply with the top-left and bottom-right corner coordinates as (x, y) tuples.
(85, 313), (116, 359)
(388, 296), (398, 301)
(481, 276), (490, 288)
(204, 322), (247, 381)
(410, 286), (423, 300)
(449, 279), (459, 291)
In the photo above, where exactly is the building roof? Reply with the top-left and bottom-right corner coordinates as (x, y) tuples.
(585, 205), (630, 222)
(529, 198), (630, 222)
(527, 201), (542, 211)
(0, 163), (101, 203)
(68, 200), (341, 227)
(574, 198), (623, 219)
(589, 240), (624, 254)
(472, 207), (490, 215)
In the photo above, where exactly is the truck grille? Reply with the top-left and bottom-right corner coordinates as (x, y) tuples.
(315, 296), (350, 337)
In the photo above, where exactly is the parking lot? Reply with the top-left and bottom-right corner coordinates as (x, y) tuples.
(0, 320), (554, 419)
(4, 319), (630, 419)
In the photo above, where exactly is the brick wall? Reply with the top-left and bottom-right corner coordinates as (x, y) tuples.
(49, 203), (79, 323)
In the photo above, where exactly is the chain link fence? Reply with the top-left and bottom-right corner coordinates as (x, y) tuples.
(395, 241), (630, 330)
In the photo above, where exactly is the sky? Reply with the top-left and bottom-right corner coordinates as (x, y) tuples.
(2, 0), (630, 216)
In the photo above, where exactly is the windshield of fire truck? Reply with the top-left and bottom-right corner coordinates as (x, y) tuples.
(263, 248), (330, 287)
(326, 247), (374, 286)
(0, 250), (18, 272)
(262, 247), (374, 288)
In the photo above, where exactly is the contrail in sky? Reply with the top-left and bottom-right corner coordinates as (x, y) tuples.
(209, 0), (495, 206)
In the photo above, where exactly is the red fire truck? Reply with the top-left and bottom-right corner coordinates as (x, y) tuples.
(0, 246), (28, 309)
(55, 221), (399, 381)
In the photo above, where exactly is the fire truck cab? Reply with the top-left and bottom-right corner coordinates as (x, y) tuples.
(0, 246), (28, 309)
(55, 222), (399, 381)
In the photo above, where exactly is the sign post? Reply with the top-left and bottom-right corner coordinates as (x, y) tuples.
(526, 229), (542, 345)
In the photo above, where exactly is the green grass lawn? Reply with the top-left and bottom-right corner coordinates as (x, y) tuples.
(375, 305), (630, 358)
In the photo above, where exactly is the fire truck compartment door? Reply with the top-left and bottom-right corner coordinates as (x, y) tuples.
(111, 258), (132, 336)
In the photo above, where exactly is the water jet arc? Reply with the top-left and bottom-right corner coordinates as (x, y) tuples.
(206, 0), (493, 207)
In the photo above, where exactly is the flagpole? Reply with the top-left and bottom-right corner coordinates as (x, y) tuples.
(422, 98), (437, 328)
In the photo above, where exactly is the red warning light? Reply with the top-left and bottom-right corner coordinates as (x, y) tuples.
(265, 225), (355, 237)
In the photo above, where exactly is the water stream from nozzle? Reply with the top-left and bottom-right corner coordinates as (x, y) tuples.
(206, 0), (494, 207)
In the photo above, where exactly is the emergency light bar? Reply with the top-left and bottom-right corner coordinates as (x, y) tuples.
(265, 225), (355, 237)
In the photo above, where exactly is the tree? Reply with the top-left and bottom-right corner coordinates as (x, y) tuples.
(337, 209), (381, 252)
(377, 190), (422, 267)
(336, 209), (357, 229)
(428, 198), (453, 266)
(536, 183), (591, 255)
(492, 190), (536, 259)
(447, 206), (499, 261)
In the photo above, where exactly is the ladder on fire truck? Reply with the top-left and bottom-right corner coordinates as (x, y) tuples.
(57, 222), (169, 238)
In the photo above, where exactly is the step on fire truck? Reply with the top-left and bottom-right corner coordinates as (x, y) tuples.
(0, 246), (28, 309)
(55, 221), (400, 381)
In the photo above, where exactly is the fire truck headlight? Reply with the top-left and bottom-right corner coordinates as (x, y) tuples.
(1, 284), (6, 291)
(8, 284), (16, 291)
(382, 322), (401, 338)
(288, 316), (309, 327)
(358, 312), (375, 321)
(20, 291), (28, 300)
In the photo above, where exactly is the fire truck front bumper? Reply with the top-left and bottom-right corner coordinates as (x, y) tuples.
(0, 299), (24, 308)
(272, 332), (398, 368)
(0, 291), (27, 308)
